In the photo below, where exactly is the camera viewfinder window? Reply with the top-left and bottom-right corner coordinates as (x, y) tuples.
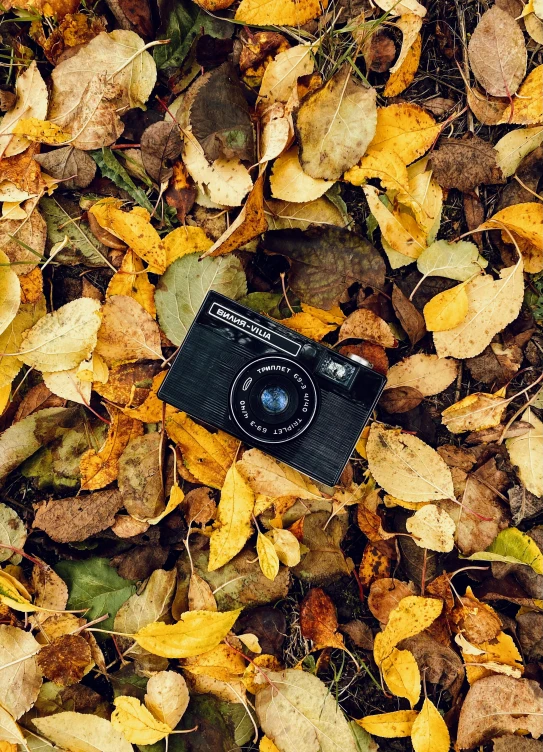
(316, 354), (357, 386)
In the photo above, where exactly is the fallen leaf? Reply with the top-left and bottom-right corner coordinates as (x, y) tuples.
(118, 432), (164, 519)
(478, 203), (543, 274)
(133, 608), (241, 658)
(494, 126), (543, 178)
(399, 632), (464, 696)
(300, 587), (343, 649)
(456, 675), (543, 749)
(0, 707), (25, 747)
(41, 196), (109, 268)
(368, 104), (441, 165)
(236, 0), (326, 28)
(381, 646), (421, 706)
(433, 261), (524, 358)
(33, 488), (124, 543)
(451, 585), (502, 643)
(265, 528), (301, 567)
(237, 447), (323, 505)
(166, 412), (238, 489)
(441, 391), (507, 433)
(363, 185), (426, 258)
(141, 121), (183, 185)
(182, 134), (253, 207)
(34, 711), (133, 752)
(155, 252), (247, 346)
(430, 134), (504, 192)
(366, 423), (455, 503)
(106, 249), (157, 317)
(257, 531), (280, 581)
(0, 63), (48, 158)
(405, 504), (456, 552)
(182, 642), (246, 703)
(357, 710), (418, 738)
(112, 695), (171, 744)
(345, 147), (410, 193)
(282, 304), (345, 341)
(423, 281), (469, 332)
(384, 32), (422, 97)
(392, 283), (426, 345)
(411, 698), (450, 752)
(468, 6), (527, 97)
(270, 147), (334, 202)
(295, 64), (376, 180)
(499, 65), (543, 125)
(37, 633), (92, 687)
(145, 670), (189, 728)
(469, 527), (543, 574)
(338, 308), (397, 348)
(188, 572), (217, 611)
(0, 503), (26, 564)
(385, 354), (458, 396)
(19, 267), (43, 305)
(373, 0), (426, 15)
(264, 227), (385, 309)
(95, 295), (162, 366)
(0, 625), (41, 718)
(208, 462), (255, 571)
(255, 669), (359, 752)
(114, 568), (176, 650)
(463, 630), (523, 684)
(507, 408), (543, 496)
(416, 239), (488, 282)
(258, 44), (316, 106)
(373, 595), (444, 666)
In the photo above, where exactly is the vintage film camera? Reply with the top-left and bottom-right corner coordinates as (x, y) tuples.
(158, 292), (386, 486)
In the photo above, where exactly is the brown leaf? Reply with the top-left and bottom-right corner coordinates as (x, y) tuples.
(367, 578), (413, 624)
(165, 161), (196, 225)
(423, 97), (456, 118)
(0, 145), (45, 195)
(340, 619), (374, 650)
(105, 0), (153, 37)
(112, 544), (169, 581)
(465, 342), (522, 386)
(452, 586), (502, 643)
(184, 487), (217, 525)
(467, 6), (527, 98)
(93, 360), (164, 407)
(236, 607), (286, 658)
(391, 284), (426, 345)
(338, 308), (397, 348)
(300, 587), (344, 649)
(37, 634), (92, 686)
(14, 384), (65, 423)
(364, 29), (396, 72)
(95, 295), (162, 366)
(463, 192), (485, 248)
(35, 146), (96, 190)
(398, 632), (465, 698)
(118, 432), (165, 519)
(358, 542), (392, 590)
(292, 511), (350, 586)
(141, 121), (183, 185)
(498, 146), (543, 212)
(430, 134), (505, 193)
(33, 488), (124, 543)
(196, 35), (234, 69)
(457, 675), (543, 749)
(466, 421), (533, 445)
(380, 386), (424, 414)
(508, 485), (543, 525)
(339, 343), (389, 375)
(493, 736), (543, 752)
(467, 87), (509, 125)
(517, 611), (543, 661)
(87, 210), (127, 249)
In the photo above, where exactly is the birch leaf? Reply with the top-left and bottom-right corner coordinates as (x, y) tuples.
(0, 62), (48, 158)
(357, 710), (418, 738)
(507, 408), (543, 497)
(416, 240), (488, 282)
(411, 698), (450, 752)
(34, 712), (133, 752)
(257, 532), (280, 581)
(112, 696), (171, 745)
(366, 423), (455, 504)
(145, 671), (189, 729)
(208, 463), (255, 571)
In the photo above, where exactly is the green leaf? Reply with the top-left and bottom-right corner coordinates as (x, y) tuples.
(55, 557), (136, 634)
(91, 148), (153, 212)
(155, 252), (247, 346)
(154, 1), (232, 70)
(40, 196), (111, 268)
(466, 527), (543, 574)
(238, 292), (295, 319)
(349, 721), (377, 752)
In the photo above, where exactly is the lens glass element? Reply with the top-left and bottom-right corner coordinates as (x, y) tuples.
(260, 385), (289, 415)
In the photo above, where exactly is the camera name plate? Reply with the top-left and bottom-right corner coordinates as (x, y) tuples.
(208, 301), (301, 357)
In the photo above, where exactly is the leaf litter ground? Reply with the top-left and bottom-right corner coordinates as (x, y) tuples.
(0, 0), (542, 751)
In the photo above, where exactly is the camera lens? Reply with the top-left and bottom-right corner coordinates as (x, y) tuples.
(260, 385), (289, 415)
(230, 356), (318, 444)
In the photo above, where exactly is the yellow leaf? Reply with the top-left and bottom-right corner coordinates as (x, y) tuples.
(282, 304), (345, 341)
(237, 447), (323, 504)
(355, 425), (370, 459)
(259, 44), (316, 106)
(238, 633), (262, 653)
(357, 709), (418, 737)
(381, 647), (421, 706)
(345, 148), (410, 193)
(265, 528), (301, 567)
(111, 696), (171, 745)
(384, 33), (422, 98)
(164, 226), (213, 267)
(499, 65), (543, 125)
(260, 737), (281, 752)
(507, 407), (543, 497)
(19, 267), (43, 304)
(208, 462), (255, 571)
(0, 62), (47, 159)
(121, 371), (169, 423)
(494, 126), (543, 178)
(399, 169), (443, 238)
(166, 412), (238, 489)
(405, 504), (456, 552)
(106, 249), (156, 317)
(363, 185), (426, 258)
(141, 483), (185, 525)
(270, 147), (334, 203)
(80, 406), (143, 490)
(411, 698), (450, 752)
(133, 608), (241, 658)
(468, 527), (543, 575)
(374, 0), (426, 15)
(368, 104), (441, 166)
(478, 202), (543, 274)
(257, 532), (280, 581)
(89, 200), (166, 274)
(0, 250), (21, 338)
(463, 631), (523, 684)
(423, 282), (469, 331)
(181, 643), (246, 682)
(374, 595), (443, 665)
(236, 0), (327, 27)
(0, 570), (48, 612)
(182, 134), (252, 207)
(12, 118), (71, 145)
(386, 353), (458, 397)
(441, 390), (507, 433)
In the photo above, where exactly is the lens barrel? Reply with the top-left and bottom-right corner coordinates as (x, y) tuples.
(229, 356), (318, 443)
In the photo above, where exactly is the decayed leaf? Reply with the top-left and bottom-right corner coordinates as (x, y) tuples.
(258, 44), (317, 106)
(0, 625), (41, 719)
(430, 134), (504, 193)
(255, 669), (359, 752)
(236, 0), (326, 25)
(463, 631), (523, 684)
(338, 308), (397, 348)
(367, 104), (441, 165)
(80, 407), (143, 490)
(35, 146), (97, 190)
(166, 412), (238, 489)
(357, 710), (418, 738)
(411, 698), (450, 752)
(182, 135), (253, 207)
(112, 696), (171, 744)
(208, 463), (255, 571)
(37, 633), (92, 687)
(391, 284), (426, 345)
(296, 65), (376, 181)
(405, 504), (456, 552)
(95, 295), (162, 366)
(433, 262), (524, 359)
(441, 391), (507, 434)
(114, 568), (177, 643)
(33, 488), (124, 543)
(366, 423), (455, 504)
(117, 432), (164, 519)
(507, 408), (543, 497)
(133, 608), (241, 658)
(145, 671), (189, 729)
(17, 298), (101, 373)
(381, 647), (421, 706)
(456, 676), (543, 749)
(141, 121), (183, 185)
(270, 147), (334, 202)
(385, 354), (458, 396)
(300, 587), (344, 649)
(416, 239), (488, 282)
(155, 252), (247, 346)
(495, 126), (543, 178)
(0, 504), (26, 564)
(34, 712), (133, 752)
(188, 572), (217, 611)
(468, 6), (527, 98)
(0, 62), (48, 158)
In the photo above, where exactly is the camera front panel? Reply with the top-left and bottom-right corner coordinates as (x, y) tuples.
(158, 292), (386, 486)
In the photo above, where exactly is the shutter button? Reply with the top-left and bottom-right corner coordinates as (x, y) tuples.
(347, 353), (373, 369)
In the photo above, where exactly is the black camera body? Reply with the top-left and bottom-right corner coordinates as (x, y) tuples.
(158, 292), (386, 486)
